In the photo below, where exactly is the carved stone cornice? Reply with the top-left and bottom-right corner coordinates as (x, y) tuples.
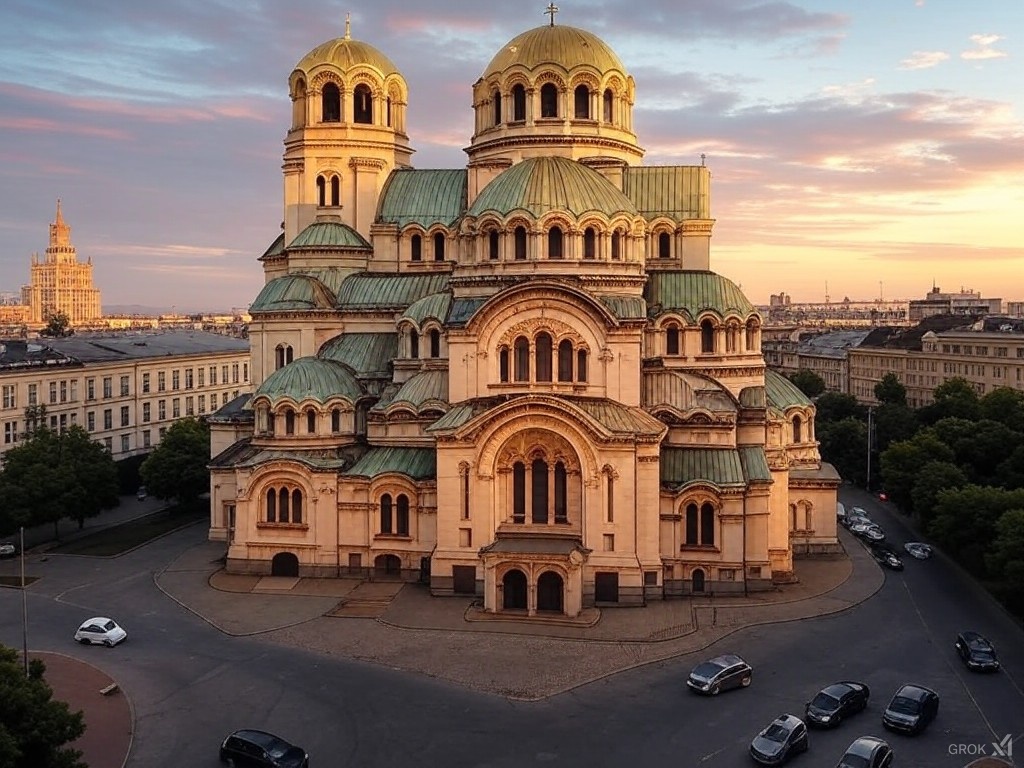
(349, 157), (388, 171)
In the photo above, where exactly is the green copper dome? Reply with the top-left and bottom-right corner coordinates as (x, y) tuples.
(468, 156), (637, 219)
(255, 357), (363, 404)
(250, 274), (336, 313)
(289, 220), (371, 250)
(645, 271), (756, 321)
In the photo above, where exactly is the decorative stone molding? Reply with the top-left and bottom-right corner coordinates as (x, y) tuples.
(349, 157), (387, 171)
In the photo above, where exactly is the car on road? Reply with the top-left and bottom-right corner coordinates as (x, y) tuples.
(137, 485), (148, 501)
(749, 713), (809, 765)
(0, 541), (17, 558)
(955, 631), (1000, 672)
(903, 542), (933, 560)
(805, 681), (870, 727)
(870, 546), (904, 571)
(837, 736), (893, 768)
(74, 617), (128, 647)
(220, 729), (309, 768)
(882, 684), (939, 734)
(686, 653), (752, 695)
(851, 522), (885, 542)
(842, 510), (872, 529)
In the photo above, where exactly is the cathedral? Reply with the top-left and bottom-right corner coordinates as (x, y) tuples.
(207, 13), (840, 617)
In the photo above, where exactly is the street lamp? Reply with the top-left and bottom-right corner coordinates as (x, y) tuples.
(20, 526), (28, 676)
(865, 406), (875, 492)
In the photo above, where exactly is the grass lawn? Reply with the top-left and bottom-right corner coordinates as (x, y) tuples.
(48, 508), (207, 557)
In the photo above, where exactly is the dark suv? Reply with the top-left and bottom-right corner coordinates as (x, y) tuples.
(220, 729), (309, 767)
(686, 653), (752, 695)
(882, 684), (939, 735)
(955, 631), (1000, 672)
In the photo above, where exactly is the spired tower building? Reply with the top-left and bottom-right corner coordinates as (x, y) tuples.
(21, 200), (103, 326)
(208, 13), (840, 617)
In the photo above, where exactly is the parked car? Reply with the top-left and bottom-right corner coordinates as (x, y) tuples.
(851, 522), (885, 542)
(74, 617), (127, 647)
(0, 541), (17, 558)
(903, 542), (933, 560)
(882, 684), (939, 734)
(837, 736), (893, 768)
(843, 510), (872, 529)
(220, 729), (309, 768)
(686, 653), (752, 695)
(749, 713), (809, 765)
(805, 681), (870, 727)
(955, 631), (1000, 672)
(870, 546), (904, 571)
(137, 486), (148, 501)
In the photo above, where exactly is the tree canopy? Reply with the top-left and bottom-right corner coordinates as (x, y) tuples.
(40, 311), (72, 338)
(140, 417), (211, 508)
(788, 369), (826, 398)
(879, 433), (955, 513)
(874, 372), (907, 406)
(0, 646), (86, 768)
(814, 392), (862, 424)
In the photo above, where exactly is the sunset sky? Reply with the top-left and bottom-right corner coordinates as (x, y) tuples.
(0, 0), (1021, 311)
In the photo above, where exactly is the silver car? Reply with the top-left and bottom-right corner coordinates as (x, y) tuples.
(686, 653), (752, 695)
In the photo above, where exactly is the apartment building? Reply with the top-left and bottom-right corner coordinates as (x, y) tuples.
(0, 331), (250, 459)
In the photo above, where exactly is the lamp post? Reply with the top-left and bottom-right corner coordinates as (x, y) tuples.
(20, 526), (28, 676)
(865, 406), (875, 492)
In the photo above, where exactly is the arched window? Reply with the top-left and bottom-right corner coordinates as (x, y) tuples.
(583, 227), (596, 259)
(499, 346), (509, 382)
(685, 503), (698, 545)
(488, 230), (499, 260)
(532, 458), (548, 523)
(554, 462), (568, 522)
(793, 415), (803, 443)
(514, 226), (527, 260)
(574, 84), (589, 118)
(331, 408), (340, 433)
(746, 319), (759, 351)
(611, 229), (622, 260)
(330, 175), (340, 206)
(512, 462), (526, 522)
(700, 502), (715, 546)
(603, 88), (614, 122)
(540, 83), (558, 118)
(292, 77), (307, 129)
(535, 332), (553, 382)
(386, 96), (392, 127)
(512, 84), (526, 121)
(353, 84), (372, 124)
(410, 330), (419, 359)
(306, 410), (316, 434)
(492, 89), (502, 125)
(429, 329), (441, 358)
(291, 489), (303, 524)
(278, 488), (290, 523)
(266, 488), (277, 522)
(700, 319), (716, 353)
(666, 325), (680, 356)
(658, 231), (671, 259)
(725, 324), (738, 353)
(322, 83), (340, 122)
(380, 494), (393, 534)
(547, 226), (563, 259)
(433, 232), (445, 261)
(576, 349), (588, 382)
(557, 339), (573, 382)
(316, 176), (326, 207)
(411, 234), (422, 262)
(284, 409), (295, 435)
(790, 503), (798, 531)
(514, 336), (530, 381)
(396, 494), (410, 535)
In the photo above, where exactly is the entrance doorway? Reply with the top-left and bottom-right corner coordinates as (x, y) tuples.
(270, 552), (299, 577)
(374, 554), (402, 577)
(536, 571), (564, 612)
(692, 568), (706, 593)
(502, 569), (527, 610)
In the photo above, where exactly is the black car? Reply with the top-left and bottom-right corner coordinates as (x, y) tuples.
(749, 713), (809, 765)
(686, 653), (752, 695)
(837, 736), (893, 768)
(870, 546), (904, 571)
(882, 684), (939, 734)
(805, 681), (870, 727)
(955, 631), (1000, 672)
(220, 729), (309, 768)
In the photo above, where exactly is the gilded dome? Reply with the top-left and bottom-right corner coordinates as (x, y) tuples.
(483, 24), (625, 79)
(468, 156), (637, 219)
(295, 36), (400, 76)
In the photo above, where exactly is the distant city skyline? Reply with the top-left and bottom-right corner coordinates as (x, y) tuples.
(1, 0), (1021, 309)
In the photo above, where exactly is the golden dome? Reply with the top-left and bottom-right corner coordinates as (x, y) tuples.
(295, 37), (400, 77)
(483, 24), (626, 79)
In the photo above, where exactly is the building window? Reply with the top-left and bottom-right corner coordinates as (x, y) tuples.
(275, 344), (293, 370)
(322, 82), (340, 122)
(499, 347), (510, 382)
(210, 393), (218, 409)
(307, 410), (316, 433)
(793, 415), (803, 443)
(87, 412), (95, 431)
(666, 325), (680, 355)
(284, 409), (295, 435)
(198, 395), (205, 414)
(28, 384), (37, 406)
(700, 319), (716, 353)
(232, 364), (239, 384)
(330, 176), (340, 207)
(103, 409), (112, 430)
(535, 332), (553, 382)
(158, 400), (166, 420)
(429, 329), (441, 358)
(86, 378), (95, 400)
(142, 373), (150, 393)
(198, 368), (205, 387)
(531, 458), (548, 523)
(185, 396), (194, 416)
(120, 406), (129, 427)
(685, 503), (699, 545)
(1, 385), (14, 410)
(603, 534), (615, 552)
(143, 430), (151, 448)
(433, 232), (445, 262)
(700, 502), (715, 546)
(353, 84), (372, 123)
(103, 437), (112, 452)
(410, 330), (419, 359)
(461, 465), (471, 520)
(209, 366), (217, 384)
(120, 434), (130, 453)
(557, 340), (573, 382)
(577, 349), (588, 382)
(514, 336), (530, 381)
(603, 88), (613, 122)
(317, 175), (326, 206)
(3, 421), (17, 445)
(547, 226), (563, 259)
(184, 369), (193, 390)
(611, 229), (622, 260)
(172, 399), (180, 418)
(157, 372), (166, 392)
(540, 83), (558, 118)
(554, 462), (567, 523)
(396, 494), (410, 536)
(221, 365), (229, 384)
(574, 84), (589, 118)
(171, 371), (179, 390)
(512, 84), (526, 121)
(411, 234), (422, 262)
(488, 230), (499, 260)
(380, 493), (393, 533)
(103, 377), (113, 398)
(583, 227), (596, 259)
(331, 408), (341, 433)
(514, 226), (527, 260)
(512, 462), (526, 523)
(658, 231), (671, 259)
(492, 88), (502, 125)
(120, 375), (130, 396)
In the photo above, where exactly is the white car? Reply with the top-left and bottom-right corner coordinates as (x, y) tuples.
(904, 542), (933, 560)
(0, 542), (17, 558)
(74, 617), (127, 647)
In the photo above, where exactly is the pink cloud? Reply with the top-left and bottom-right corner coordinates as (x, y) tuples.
(899, 51), (949, 70)
(961, 33), (1008, 60)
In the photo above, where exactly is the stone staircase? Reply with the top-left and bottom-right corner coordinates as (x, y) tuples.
(328, 581), (404, 618)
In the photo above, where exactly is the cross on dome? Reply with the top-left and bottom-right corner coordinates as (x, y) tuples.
(546, 3), (559, 25)
(344, 11), (351, 40)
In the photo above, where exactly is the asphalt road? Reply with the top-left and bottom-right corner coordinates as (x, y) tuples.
(1, 488), (1022, 768)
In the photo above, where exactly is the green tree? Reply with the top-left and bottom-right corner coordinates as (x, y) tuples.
(0, 427), (119, 537)
(919, 376), (981, 424)
(929, 485), (1024, 576)
(909, 460), (968, 529)
(980, 386), (1024, 433)
(140, 417), (211, 508)
(874, 372), (907, 406)
(986, 508), (1024, 614)
(814, 392), (862, 425)
(0, 645), (87, 768)
(879, 433), (955, 513)
(872, 403), (918, 453)
(788, 369), (826, 398)
(40, 310), (72, 338)
(817, 417), (868, 485)
(995, 445), (1024, 490)
(929, 417), (1020, 484)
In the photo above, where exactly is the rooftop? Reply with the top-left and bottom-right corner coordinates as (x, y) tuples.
(1, 331), (248, 369)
